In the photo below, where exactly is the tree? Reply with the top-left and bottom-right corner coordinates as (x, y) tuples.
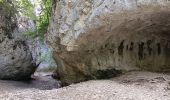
(5, 0), (53, 41)
(37, 0), (53, 41)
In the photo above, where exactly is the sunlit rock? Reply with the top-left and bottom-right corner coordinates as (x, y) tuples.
(47, 0), (170, 84)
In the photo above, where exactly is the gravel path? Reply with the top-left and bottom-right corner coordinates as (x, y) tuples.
(0, 71), (170, 100)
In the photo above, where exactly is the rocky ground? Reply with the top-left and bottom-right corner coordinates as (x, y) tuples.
(0, 71), (170, 100)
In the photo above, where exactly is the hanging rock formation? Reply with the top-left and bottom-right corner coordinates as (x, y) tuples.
(47, 0), (170, 84)
(0, 1), (37, 80)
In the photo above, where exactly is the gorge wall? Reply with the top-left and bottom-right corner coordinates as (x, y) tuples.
(47, 0), (170, 84)
(0, 1), (37, 80)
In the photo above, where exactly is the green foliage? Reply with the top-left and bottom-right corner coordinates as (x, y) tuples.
(23, 31), (37, 39)
(5, 0), (53, 41)
(0, 0), (17, 17)
(15, 0), (36, 20)
(14, 0), (37, 39)
(1, 0), (56, 71)
(21, 0), (53, 41)
(37, 0), (53, 40)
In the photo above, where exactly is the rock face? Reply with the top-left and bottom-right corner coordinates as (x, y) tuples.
(0, 2), (37, 80)
(47, 0), (170, 84)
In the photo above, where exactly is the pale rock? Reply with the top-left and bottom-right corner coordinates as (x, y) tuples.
(0, 2), (37, 80)
(47, 0), (170, 84)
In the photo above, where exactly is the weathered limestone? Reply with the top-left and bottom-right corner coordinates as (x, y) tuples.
(47, 0), (170, 84)
(0, 1), (37, 80)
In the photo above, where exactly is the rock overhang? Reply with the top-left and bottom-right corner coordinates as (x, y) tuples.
(47, 0), (170, 84)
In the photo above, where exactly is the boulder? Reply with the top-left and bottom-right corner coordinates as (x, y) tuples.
(47, 0), (170, 84)
(0, 1), (37, 80)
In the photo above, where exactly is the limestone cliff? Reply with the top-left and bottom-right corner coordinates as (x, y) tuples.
(47, 0), (170, 84)
(0, 1), (37, 80)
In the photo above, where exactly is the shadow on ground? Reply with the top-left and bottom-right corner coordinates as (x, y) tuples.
(0, 72), (61, 90)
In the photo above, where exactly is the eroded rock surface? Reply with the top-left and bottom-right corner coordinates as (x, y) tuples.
(47, 0), (170, 84)
(0, 1), (37, 80)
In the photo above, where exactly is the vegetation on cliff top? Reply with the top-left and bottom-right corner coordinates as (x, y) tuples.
(0, 0), (55, 69)
(0, 0), (53, 41)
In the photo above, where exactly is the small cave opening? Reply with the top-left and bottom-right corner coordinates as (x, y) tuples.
(147, 40), (152, 56)
(118, 40), (125, 56)
(138, 42), (144, 60)
(129, 42), (134, 51)
(157, 43), (161, 55)
(11, 57), (15, 60)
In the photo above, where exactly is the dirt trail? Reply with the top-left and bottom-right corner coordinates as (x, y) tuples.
(0, 71), (170, 100)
